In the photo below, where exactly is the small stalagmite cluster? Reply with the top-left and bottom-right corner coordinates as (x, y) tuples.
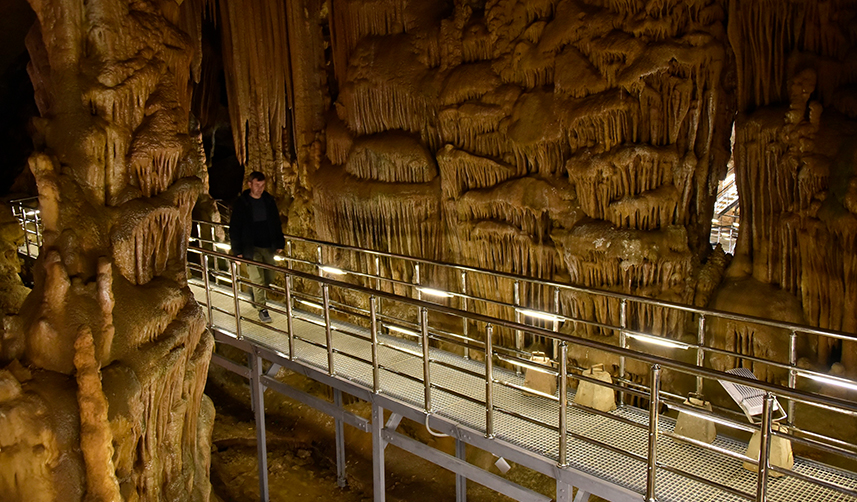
(1, 0), (214, 500)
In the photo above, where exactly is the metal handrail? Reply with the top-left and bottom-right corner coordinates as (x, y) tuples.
(12, 202), (857, 499)
(190, 219), (854, 342)
(190, 245), (857, 501)
(190, 218), (857, 421)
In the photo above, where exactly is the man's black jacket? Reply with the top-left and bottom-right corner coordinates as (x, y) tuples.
(229, 190), (286, 257)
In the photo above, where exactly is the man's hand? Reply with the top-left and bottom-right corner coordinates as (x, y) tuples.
(276, 249), (283, 254)
(237, 254), (243, 258)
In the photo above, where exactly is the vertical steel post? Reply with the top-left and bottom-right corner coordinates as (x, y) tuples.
(788, 331), (797, 423)
(34, 210), (42, 248)
(370, 295), (380, 393)
(415, 263), (421, 300)
(514, 281), (523, 376)
(512, 279), (524, 352)
(461, 271), (469, 360)
(375, 256), (383, 315)
(558, 341), (569, 467)
(230, 260), (243, 339)
(646, 364), (661, 502)
(334, 388), (347, 488)
(696, 314), (706, 395)
(485, 324), (495, 439)
(552, 288), (561, 357)
(756, 393), (775, 502)
(618, 299), (627, 406)
(323, 283), (334, 376)
(286, 240), (293, 270)
(249, 352), (269, 502)
(316, 245), (323, 275)
(420, 307), (432, 413)
(455, 438), (467, 502)
(22, 208), (30, 256)
(202, 254), (213, 327)
(372, 403), (386, 502)
(285, 275), (295, 360)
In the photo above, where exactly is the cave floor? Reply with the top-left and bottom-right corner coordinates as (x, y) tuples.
(206, 360), (573, 502)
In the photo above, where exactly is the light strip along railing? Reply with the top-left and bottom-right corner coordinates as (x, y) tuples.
(191, 220), (857, 423)
(190, 244), (857, 502)
(9, 196), (42, 259)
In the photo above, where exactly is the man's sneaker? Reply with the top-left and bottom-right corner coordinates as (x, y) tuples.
(259, 309), (272, 323)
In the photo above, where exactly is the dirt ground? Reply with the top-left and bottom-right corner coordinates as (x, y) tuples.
(205, 349), (576, 502)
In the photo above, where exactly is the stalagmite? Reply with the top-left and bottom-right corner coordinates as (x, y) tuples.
(4, 0), (215, 500)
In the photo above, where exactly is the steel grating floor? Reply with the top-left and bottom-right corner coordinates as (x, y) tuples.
(192, 281), (857, 502)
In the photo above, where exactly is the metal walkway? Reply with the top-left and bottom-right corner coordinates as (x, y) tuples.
(10, 200), (857, 501)
(187, 237), (857, 502)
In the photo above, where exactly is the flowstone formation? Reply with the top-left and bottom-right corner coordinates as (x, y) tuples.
(716, 0), (857, 380)
(314, 0), (734, 367)
(0, 0), (214, 500)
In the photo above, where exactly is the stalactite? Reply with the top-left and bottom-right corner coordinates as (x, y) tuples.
(345, 131), (437, 183)
(218, 0), (291, 169)
(568, 144), (679, 223)
(326, 112), (354, 165)
(314, 165), (441, 260)
(331, 0), (406, 83)
(437, 145), (524, 200)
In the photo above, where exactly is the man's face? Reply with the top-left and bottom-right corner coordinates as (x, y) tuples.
(249, 178), (266, 198)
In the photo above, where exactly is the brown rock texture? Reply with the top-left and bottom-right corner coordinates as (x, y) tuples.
(308, 0), (736, 359)
(727, 0), (857, 376)
(2, 0), (215, 500)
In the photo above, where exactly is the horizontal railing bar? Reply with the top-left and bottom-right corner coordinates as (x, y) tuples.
(192, 222), (857, 343)
(429, 358), (486, 380)
(568, 402), (647, 431)
(657, 463), (754, 500)
(189, 245), (857, 415)
(662, 430), (755, 464)
(492, 404), (559, 433)
(769, 464), (857, 499)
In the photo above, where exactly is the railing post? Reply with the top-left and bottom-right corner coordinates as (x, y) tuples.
(323, 283), (335, 376)
(285, 275), (295, 360)
(414, 263), (421, 300)
(552, 287), (560, 358)
(286, 240), (293, 270)
(370, 295), (380, 394)
(34, 209), (42, 248)
(461, 271), (469, 360)
(316, 245), (323, 276)
(788, 330), (797, 424)
(230, 260), (243, 339)
(646, 364), (661, 502)
(249, 352), (269, 501)
(22, 207), (31, 257)
(618, 299), (627, 406)
(558, 341), (568, 467)
(757, 393), (775, 502)
(420, 307), (432, 413)
(485, 323), (494, 439)
(375, 256), (383, 315)
(202, 254), (213, 327)
(696, 314), (706, 395)
(513, 281), (522, 376)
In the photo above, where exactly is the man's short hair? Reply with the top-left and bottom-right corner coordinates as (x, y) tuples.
(248, 171), (266, 182)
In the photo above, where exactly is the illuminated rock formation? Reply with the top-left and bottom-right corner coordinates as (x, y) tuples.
(1, 0), (214, 500)
(315, 0), (734, 360)
(727, 0), (857, 377)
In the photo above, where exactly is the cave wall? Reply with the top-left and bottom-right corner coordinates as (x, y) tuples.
(713, 0), (857, 379)
(310, 0), (736, 353)
(0, 0), (215, 500)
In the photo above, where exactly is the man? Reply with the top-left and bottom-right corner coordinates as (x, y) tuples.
(229, 171), (285, 323)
